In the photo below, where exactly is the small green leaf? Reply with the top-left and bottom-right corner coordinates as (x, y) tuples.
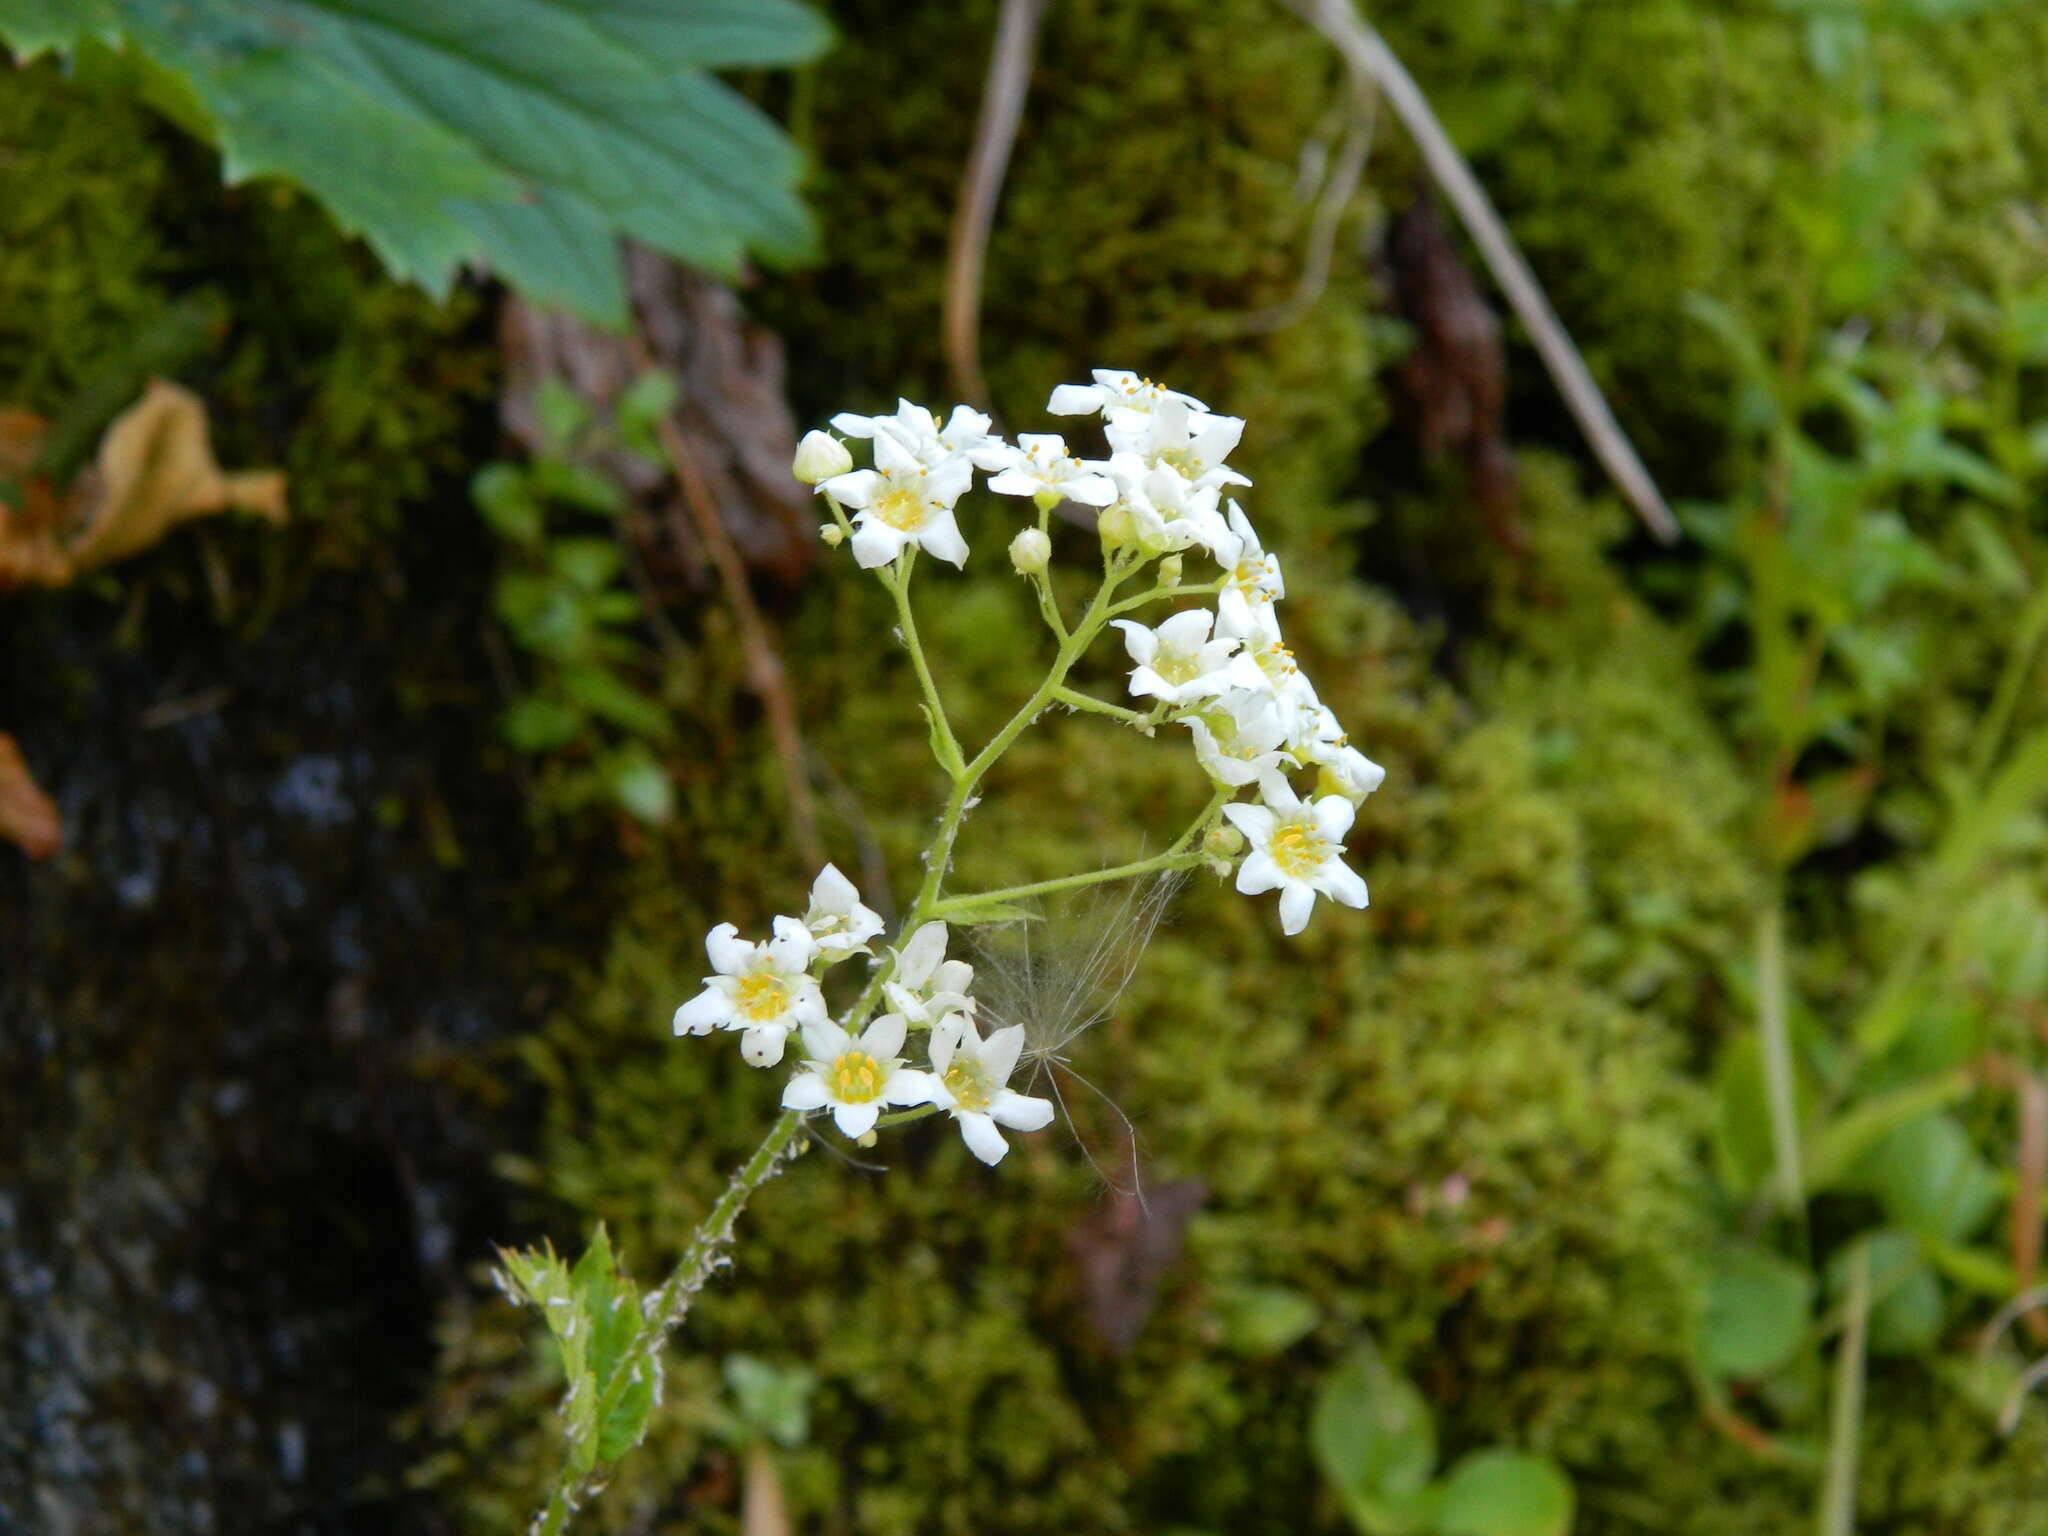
(1432, 1450), (1574, 1536)
(724, 1354), (817, 1448)
(1805, 1069), (1972, 1193)
(503, 695), (585, 753)
(616, 369), (680, 460)
(596, 1367), (657, 1462)
(535, 379), (591, 456)
(1311, 1343), (1437, 1535)
(533, 458), (629, 517)
(550, 536), (625, 592)
(1215, 1284), (1321, 1356)
(562, 665), (673, 739)
(1698, 1244), (1813, 1381)
(473, 462), (543, 544)
(607, 744), (675, 824)
(1851, 1113), (2000, 1245)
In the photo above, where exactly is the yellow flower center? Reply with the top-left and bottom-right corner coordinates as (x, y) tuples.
(1153, 446), (1197, 477)
(1270, 822), (1326, 878)
(942, 1059), (992, 1113)
(830, 1051), (886, 1103)
(872, 482), (930, 531)
(1156, 648), (1201, 685)
(735, 973), (790, 1022)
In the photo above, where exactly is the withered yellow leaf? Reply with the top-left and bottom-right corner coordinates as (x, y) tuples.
(0, 732), (59, 860)
(0, 379), (287, 589)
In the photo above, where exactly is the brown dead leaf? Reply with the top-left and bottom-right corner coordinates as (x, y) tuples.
(1066, 1177), (1206, 1355)
(0, 379), (287, 589)
(0, 732), (60, 859)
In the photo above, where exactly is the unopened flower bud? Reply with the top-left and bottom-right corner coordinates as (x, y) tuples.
(819, 521), (846, 547)
(1158, 554), (1184, 587)
(1204, 854), (1233, 879)
(793, 429), (853, 486)
(857, 1129), (879, 1148)
(1097, 503), (1135, 550)
(1009, 526), (1051, 576)
(1204, 822), (1244, 858)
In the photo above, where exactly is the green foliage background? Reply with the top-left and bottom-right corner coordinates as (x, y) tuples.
(5, 0), (2048, 1531)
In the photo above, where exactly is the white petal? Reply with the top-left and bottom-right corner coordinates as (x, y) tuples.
(862, 1011), (908, 1060)
(789, 984), (829, 1027)
(829, 412), (878, 438)
(987, 468), (1040, 498)
(884, 1067), (937, 1106)
(989, 1088), (1055, 1132)
(673, 989), (729, 1035)
(1321, 860), (1369, 910)
(766, 917), (817, 971)
(819, 468), (880, 508)
(801, 1018), (850, 1063)
(1312, 795), (1356, 840)
(957, 1111), (1010, 1165)
(1065, 474), (1118, 507)
(850, 520), (906, 569)
(1047, 384), (1103, 415)
(704, 922), (750, 975)
(872, 432), (920, 475)
(740, 1026), (788, 1067)
(1111, 619), (1159, 665)
(832, 1101), (881, 1138)
(934, 959), (975, 995)
(917, 507), (970, 567)
(896, 922), (948, 986)
(1222, 801), (1276, 843)
(1235, 852), (1284, 896)
(781, 1074), (830, 1111)
(1278, 882), (1316, 935)
(811, 862), (857, 911)
(1157, 609), (1214, 648)
(927, 1022), (959, 1074)
(927, 456), (975, 506)
(982, 1024), (1026, 1085)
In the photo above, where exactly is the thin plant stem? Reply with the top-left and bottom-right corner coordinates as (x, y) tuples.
(1968, 573), (2048, 792)
(1053, 686), (1151, 727)
(1816, 1242), (1869, 1536)
(1108, 577), (1225, 617)
(887, 558), (967, 779)
(1756, 898), (1807, 1216)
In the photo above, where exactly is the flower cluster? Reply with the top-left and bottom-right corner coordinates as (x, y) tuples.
(675, 868), (1055, 1165)
(798, 367), (1384, 937)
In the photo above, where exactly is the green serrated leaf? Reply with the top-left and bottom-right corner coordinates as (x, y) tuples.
(15, 0), (832, 322)
(596, 1367), (657, 1462)
(724, 1354), (817, 1448)
(1433, 1450), (1575, 1536)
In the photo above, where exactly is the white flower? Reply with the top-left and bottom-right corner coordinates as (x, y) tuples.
(1183, 696), (1297, 788)
(1215, 502), (1283, 631)
(1224, 605), (1318, 735)
(1046, 369), (1207, 425)
(1102, 454), (1230, 557)
(1105, 396), (1251, 492)
(780, 1013), (935, 1138)
(987, 433), (1117, 507)
(1110, 610), (1255, 708)
(926, 1017), (1055, 1165)
(882, 921), (976, 1027)
(819, 431), (974, 569)
(792, 430), (853, 486)
(673, 918), (826, 1067)
(1296, 706), (1387, 806)
(831, 399), (1008, 470)
(1223, 779), (1368, 935)
(802, 863), (884, 957)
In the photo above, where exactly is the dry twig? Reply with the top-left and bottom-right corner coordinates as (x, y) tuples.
(1281, 0), (1680, 543)
(944, 0), (1048, 410)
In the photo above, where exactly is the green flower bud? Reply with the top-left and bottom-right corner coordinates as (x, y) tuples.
(793, 429), (853, 486)
(1009, 526), (1052, 576)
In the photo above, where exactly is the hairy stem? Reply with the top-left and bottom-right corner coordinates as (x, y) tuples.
(1053, 685), (1151, 727)
(888, 559), (968, 779)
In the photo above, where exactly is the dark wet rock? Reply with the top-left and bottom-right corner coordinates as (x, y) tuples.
(0, 513), (583, 1532)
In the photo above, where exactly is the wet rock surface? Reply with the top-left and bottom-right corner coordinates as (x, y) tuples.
(0, 520), (573, 1532)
